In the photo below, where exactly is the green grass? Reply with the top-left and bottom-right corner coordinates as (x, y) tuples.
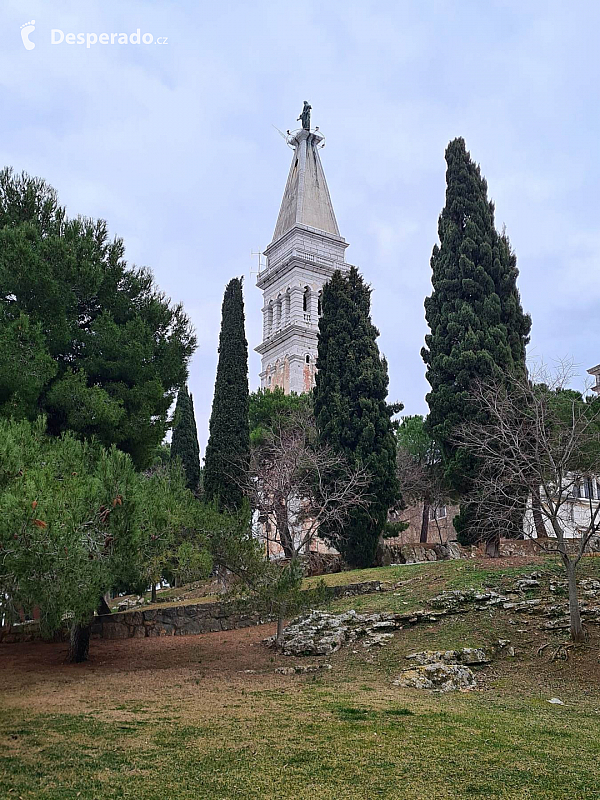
(120, 554), (587, 613)
(1, 683), (599, 799)
(303, 554), (557, 591)
(2, 556), (599, 799)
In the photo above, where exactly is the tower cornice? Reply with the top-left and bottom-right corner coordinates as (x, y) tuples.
(256, 246), (352, 291)
(254, 322), (318, 356)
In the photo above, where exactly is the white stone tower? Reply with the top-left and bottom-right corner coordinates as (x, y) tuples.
(255, 119), (351, 394)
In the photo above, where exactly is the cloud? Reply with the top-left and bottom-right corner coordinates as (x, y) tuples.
(1, 0), (598, 448)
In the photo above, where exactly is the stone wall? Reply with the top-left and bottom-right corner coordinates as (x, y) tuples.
(0, 580), (391, 645)
(495, 535), (600, 557)
(377, 540), (465, 566)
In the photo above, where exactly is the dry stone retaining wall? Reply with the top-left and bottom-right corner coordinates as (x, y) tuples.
(1, 580), (391, 644)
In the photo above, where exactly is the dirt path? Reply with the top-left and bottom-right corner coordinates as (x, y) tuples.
(0, 622), (288, 718)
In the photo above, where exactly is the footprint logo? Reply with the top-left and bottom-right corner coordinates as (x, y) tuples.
(20, 20), (36, 51)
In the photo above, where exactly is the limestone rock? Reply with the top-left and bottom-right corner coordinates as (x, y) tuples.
(406, 647), (491, 666)
(393, 663), (476, 692)
(275, 663), (332, 675)
(266, 609), (401, 656)
(515, 578), (541, 591)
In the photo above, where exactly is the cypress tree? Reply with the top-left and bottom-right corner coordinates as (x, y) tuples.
(314, 267), (401, 567)
(422, 138), (530, 546)
(203, 278), (250, 510)
(171, 384), (200, 492)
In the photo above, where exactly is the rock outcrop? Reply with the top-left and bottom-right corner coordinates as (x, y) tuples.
(393, 663), (477, 692)
(265, 610), (404, 656)
(405, 647), (491, 666)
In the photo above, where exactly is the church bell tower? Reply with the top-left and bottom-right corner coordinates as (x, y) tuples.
(255, 105), (352, 394)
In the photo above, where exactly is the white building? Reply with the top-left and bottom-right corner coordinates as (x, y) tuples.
(255, 124), (352, 394)
(524, 475), (600, 540)
(588, 364), (600, 394)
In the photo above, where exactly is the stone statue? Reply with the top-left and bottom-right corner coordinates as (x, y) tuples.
(298, 101), (311, 130)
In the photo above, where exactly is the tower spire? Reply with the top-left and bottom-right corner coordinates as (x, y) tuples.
(272, 127), (340, 242)
(255, 107), (352, 395)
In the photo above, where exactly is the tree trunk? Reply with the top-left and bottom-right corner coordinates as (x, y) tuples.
(275, 507), (295, 559)
(420, 502), (430, 543)
(69, 621), (91, 663)
(532, 488), (546, 539)
(151, 583), (157, 604)
(485, 533), (500, 558)
(276, 602), (286, 650)
(97, 595), (111, 616)
(565, 560), (585, 642)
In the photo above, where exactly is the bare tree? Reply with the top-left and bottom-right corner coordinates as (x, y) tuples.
(247, 410), (371, 561)
(456, 365), (600, 642)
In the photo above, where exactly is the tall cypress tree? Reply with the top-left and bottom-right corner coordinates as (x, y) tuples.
(314, 267), (401, 567)
(422, 138), (530, 546)
(171, 384), (200, 492)
(203, 278), (250, 510)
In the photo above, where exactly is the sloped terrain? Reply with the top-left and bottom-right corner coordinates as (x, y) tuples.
(1, 556), (599, 799)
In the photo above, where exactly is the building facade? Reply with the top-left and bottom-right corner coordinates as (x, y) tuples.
(588, 363), (600, 394)
(255, 127), (352, 394)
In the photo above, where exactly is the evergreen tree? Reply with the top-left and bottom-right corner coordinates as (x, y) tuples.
(314, 267), (401, 567)
(171, 384), (201, 492)
(422, 138), (531, 546)
(0, 415), (211, 661)
(203, 278), (250, 510)
(249, 387), (312, 445)
(0, 168), (196, 469)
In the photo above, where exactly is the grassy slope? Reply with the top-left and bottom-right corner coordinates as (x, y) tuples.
(1, 557), (599, 800)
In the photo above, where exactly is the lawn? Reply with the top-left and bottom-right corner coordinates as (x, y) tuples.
(1, 556), (599, 799)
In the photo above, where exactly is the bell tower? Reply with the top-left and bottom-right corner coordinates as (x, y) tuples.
(255, 109), (352, 394)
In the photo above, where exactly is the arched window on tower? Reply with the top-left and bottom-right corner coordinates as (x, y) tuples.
(317, 291), (322, 316)
(303, 287), (310, 313)
(305, 354), (310, 364)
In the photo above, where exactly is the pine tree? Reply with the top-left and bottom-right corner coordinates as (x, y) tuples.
(422, 138), (531, 546)
(171, 385), (200, 492)
(0, 168), (195, 468)
(203, 278), (250, 510)
(314, 267), (401, 567)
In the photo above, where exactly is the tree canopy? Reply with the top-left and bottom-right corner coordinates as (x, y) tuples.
(0, 168), (196, 469)
(203, 278), (250, 510)
(421, 138), (530, 544)
(0, 415), (212, 660)
(249, 387), (312, 445)
(314, 266), (401, 567)
(171, 384), (201, 492)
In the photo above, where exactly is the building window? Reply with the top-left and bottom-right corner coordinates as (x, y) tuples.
(429, 505), (447, 521)
(303, 287), (310, 312)
(267, 375), (272, 385)
(305, 354), (310, 364)
(583, 478), (594, 500)
(571, 481), (581, 498)
(318, 292), (322, 315)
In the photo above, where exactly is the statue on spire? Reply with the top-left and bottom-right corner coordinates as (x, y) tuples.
(298, 101), (311, 130)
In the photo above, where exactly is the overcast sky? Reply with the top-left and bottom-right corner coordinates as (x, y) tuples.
(2, 1), (599, 452)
